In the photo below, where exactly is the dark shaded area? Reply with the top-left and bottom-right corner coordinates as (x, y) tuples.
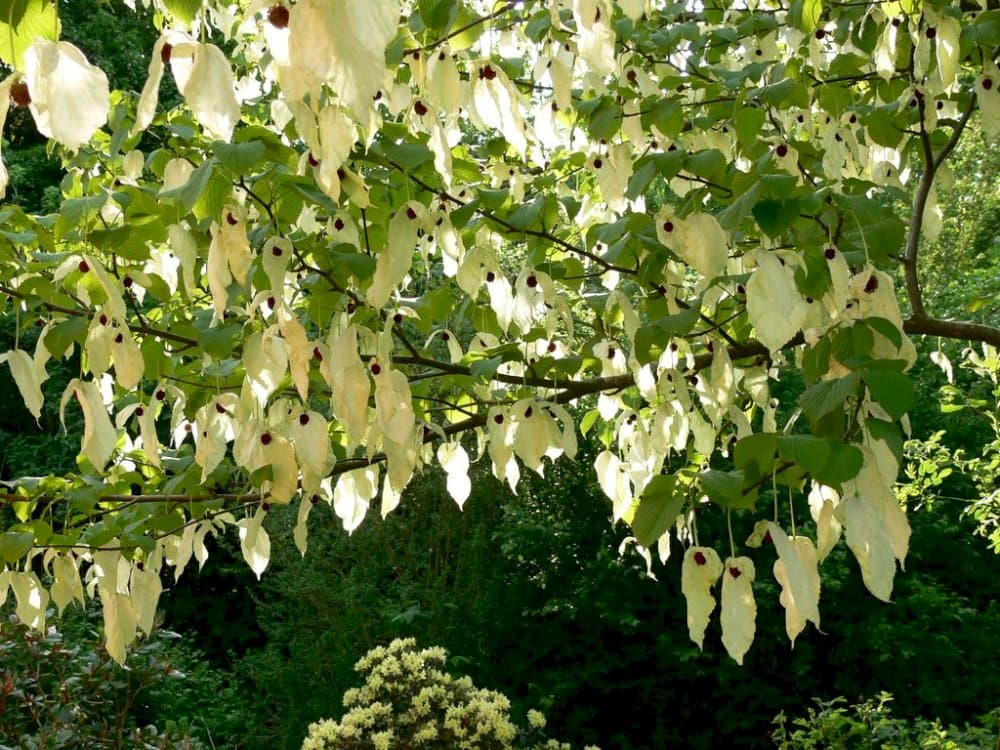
(154, 443), (1000, 750)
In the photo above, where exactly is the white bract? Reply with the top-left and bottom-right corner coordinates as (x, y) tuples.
(0, 0), (989, 668)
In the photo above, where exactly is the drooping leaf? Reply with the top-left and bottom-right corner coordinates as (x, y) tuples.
(632, 475), (683, 548)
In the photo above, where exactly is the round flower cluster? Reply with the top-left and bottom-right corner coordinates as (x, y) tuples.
(301, 638), (600, 750)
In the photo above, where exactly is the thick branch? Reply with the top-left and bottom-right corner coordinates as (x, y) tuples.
(904, 94), (978, 318)
(904, 316), (1000, 348)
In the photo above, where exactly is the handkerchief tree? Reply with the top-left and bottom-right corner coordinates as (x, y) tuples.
(0, 0), (997, 665)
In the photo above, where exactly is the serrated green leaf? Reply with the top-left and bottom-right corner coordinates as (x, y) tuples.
(864, 317), (903, 349)
(752, 198), (801, 236)
(831, 323), (875, 368)
(817, 84), (853, 118)
(579, 408), (600, 437)
(0, 531), (34, 564)
(470, 356), (503, 379)
(43, 316), (88, 357)
(777, 434), (831, 475)
(702, 469), (755, 510)
(685, 149), (727, 181)
(812, 442), (864, 485)
(632, 475), (683, 548)
(734, 433), (777, 473)
(587, 97), (621, 140)
(212, 140), (266, 173)
(863, 368), (914, 420)
(645, 98), (683, 138)
(867, 417), (904, 462)
(160, 159), (215, 212)
(198, 324), (243, 361)
(734, 108), (765, 149)
(799, 372), (860, 422)
(802, 0), (822, 31)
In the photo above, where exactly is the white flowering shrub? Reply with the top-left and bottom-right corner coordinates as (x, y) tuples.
(301, 638), (599, 750)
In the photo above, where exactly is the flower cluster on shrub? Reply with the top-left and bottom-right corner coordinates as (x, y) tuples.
(301, 638), (600, 750)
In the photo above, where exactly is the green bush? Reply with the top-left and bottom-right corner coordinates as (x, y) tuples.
(0, 607), (249, 750)
(0, 613), (203, 750)
(771, 694), (999, 749)
(301, 638), (599, 750)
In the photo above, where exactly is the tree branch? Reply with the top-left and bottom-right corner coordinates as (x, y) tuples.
(377, 157), (635, 275)
(0, 284), (201, 351)
(904, 316), (1000, 348)
(904, 94), (978, 319)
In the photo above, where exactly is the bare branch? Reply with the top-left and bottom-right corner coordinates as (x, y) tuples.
(904, 94), (978, 319)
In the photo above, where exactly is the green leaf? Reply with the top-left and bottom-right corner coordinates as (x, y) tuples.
(633, 325), (668, 364)
(0, 0), (59, 69)
(863, 111), (904, 148)
(632, 475), (683, 548)
(162, 0), (202, 23)
(57, 195), (107, 238)
(734, 108), (765, 149)
(802, 0), (822, 31)
(160, 159), (215, 212)
(831, 323), (875, 368)
(645, 98), (684, 139)
(863, 367), (914, 420)
(586, 97), (621, 141)
(812, 442), (864, 485)
(328, 251), (376, 282)
(685, 149), (727, 181)
(777, 435), (831, 475)
(802, 337), (831, 382)
(470, 356), (503, 379)
(44, 315), (88, 357)
(0, 531), (34, 564)
(419, 0), (458, 30)
(816, 84), (853, 118)
(626, 157), (658, 201)
(752, 198), (801, 236)
(799, 372), (860, 423)
(701, 469), (755, 510)
(506, 197), (545, 230)
(867, 418), (903, 462)
(579, 408), (600, 437)
(963, 10), (1000, 46)
(864, 317), (903, 349)
(198, 324), (243, 361)
(734, 433), (777, 473)
(378, 139), (433, 171)
(212, 140), (267, 173)
(719, 178), (762, 229)
(755, 78), (808, 107)
(838, 198), (906, 264)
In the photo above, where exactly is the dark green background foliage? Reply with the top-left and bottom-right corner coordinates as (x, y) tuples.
(150, 441), (1000, 750)
(0, 606), (242, 750)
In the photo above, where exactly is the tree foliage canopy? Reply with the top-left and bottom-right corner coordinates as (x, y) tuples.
(0, 0), (998, 664)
